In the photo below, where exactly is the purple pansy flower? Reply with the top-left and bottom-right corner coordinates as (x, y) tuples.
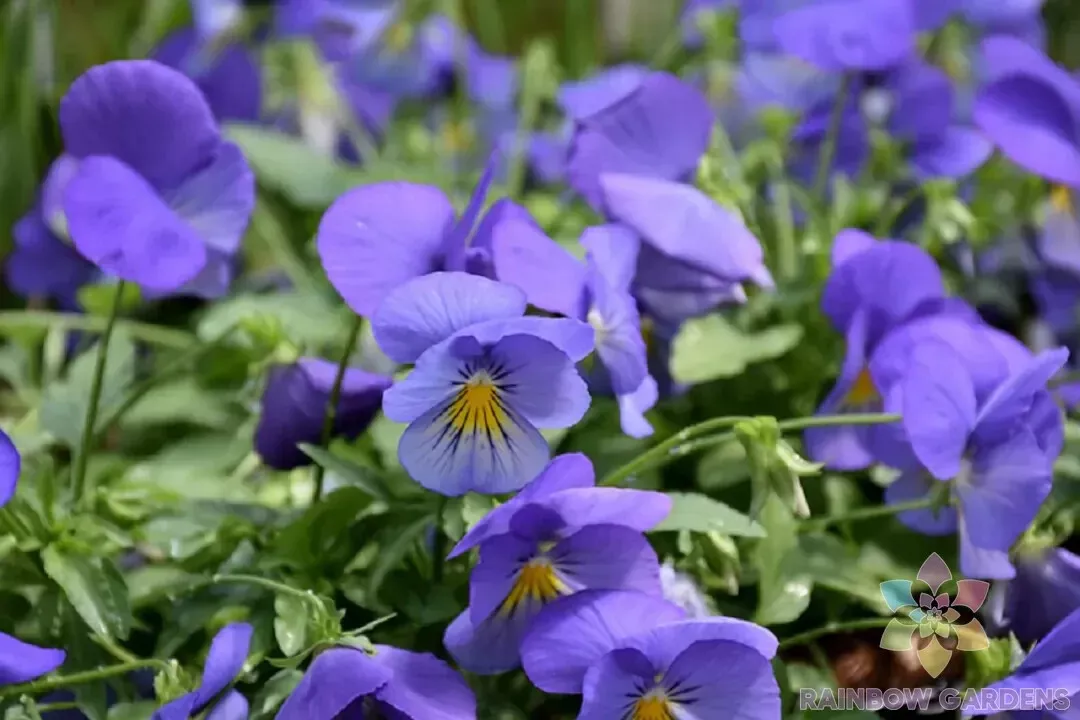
(566, 72), (713, 210)
(317, 158), (530, 317)
(0, 430), (66, 687)
(492, 221), (657, 437)
(886, 341), (1067, 579)
(58, 60), (255, 297)
(153, 623), (252, 720)
(970, 607), (1080, 717)
(443, 455), (671, 674)
(275, 0), (396, 63)
(277, 643), (476, 720)
(804, 230), (946, 470)
(372, 273), (594, 495)
(772, 0), (916, 73)
(152, 29), (261, 123)
(974, 36), (1080, 188)
(188, 0), (243, 41)
(253, 359), (392, 470)
(993, 546), (1080, 644)
(521, 590), (781, 719)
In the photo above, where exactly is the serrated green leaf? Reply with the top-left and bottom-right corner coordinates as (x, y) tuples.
(42, 545), (131, 640)
(753, 495), (812, 626)
(670, 314), (803, 384)
(273, 594), (310, 657)
(652, 492), (766, 537)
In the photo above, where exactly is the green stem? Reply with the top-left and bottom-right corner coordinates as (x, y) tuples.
(72, 280), (126, 511)
(0, 660), (161, 700)
(812, 73), (851, 207)
(432, 497), (449, 583)
(212, 573), (320, 605)
(312, 314), (364, 503)
(599, 412), (899, 487)
(0, 311), (193, 349)
(768, 148), (799, 283)
(778, 617), (893, 650)
(507, 42), (546, 201)
(800, 497), (939, 533)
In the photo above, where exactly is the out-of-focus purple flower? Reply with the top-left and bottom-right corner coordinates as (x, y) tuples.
(254, 359), (392, 470)
(277, 643), (476, 720)
(347, 13), (457, 98)
(804, 230), (946, 469)
(492, 221), (656, 437)
(566, 72), (713, 209)
(974, 36), (1080, 189)
(995, 546), (1080, 644)
(521, 590), (780, 718)
(275, 0), (396, 63)
(736, 52), (839, 118)
(152, 29), (261, 123)
(153, 623), (251, 719)
(885, 342), (1067, 579)
(373, 273), (594, 495)
(974, 607), (1080, 716)
(961, 0), (1047, 45)
(58, 60), (255, 296)
(772, 0), (916, 73)
(681, 0), (739, 48)
(443, 455), (671, 674)
(188, 0), (243, 41)
(318, 158), (528, 317)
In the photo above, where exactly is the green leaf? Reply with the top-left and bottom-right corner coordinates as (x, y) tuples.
(366, 513), (435, 611)
(299, 445), (391, 501)
(652, 492), (766, 537)
(273, 487), (374, 568)
(249, 669), (303, 719)
(225, 124), (352, 207)
(106, 702), (157, 720)
(41, 545), (132, 640)
(669, 314), (803, 384)
(120, 378), (239, 430)
(198, 292), (350, 349)
(77, 282), (142, 317)
(753, 495), (812, 626)
(273, 594), (310, 657)
(40, 330), (137, 447)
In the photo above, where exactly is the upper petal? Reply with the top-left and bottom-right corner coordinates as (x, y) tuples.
(558, 64), (650, 120)
(910, 126), (993, 179)
(772, 0), (915, 72)
(316, 182), (454, 317)
(372, 272), (527, 364)
(660, 639), (781, 720)
(163, 141), (254, 258)
(531, 487), (672, 534)
(974, 347), (1070, 445)
(192, 623), (253, 711)
(0, 428), (20, 509)
(581, 224), (640, 292)
(521, 589), (686, 693)
(901, 340), (977, 480)
(488, 332), (591, 428)
(457, 316), (596, 362)
(625, 618), (779, 672)
(63, 155), (208, 291)
(0, 633), (64, 685)
(550, 525), (663, 597)
(59, 60), (221, 191)
(372, 645), (477, 720)
(276, 647), (391, 720)
(491, 219), (588, 317)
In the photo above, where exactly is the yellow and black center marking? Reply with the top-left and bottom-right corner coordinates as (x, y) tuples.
(844, 366), (880, 409)
(628, 692), (675, 720)
(499, 557), (569, 616)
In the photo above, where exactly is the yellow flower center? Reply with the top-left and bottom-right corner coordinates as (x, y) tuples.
(499, 557), (568, 616)
(844, 367), (879, 407)
(384, 22), (413, 52)
(441, 120), (475, 153)
(1051, 185), (1073, 214)
(447, 374), (508, 437)
(632, 691), (675, 720)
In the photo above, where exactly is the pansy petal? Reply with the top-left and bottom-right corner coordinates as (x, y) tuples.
(448, 453), (595, 558)
(443, 604), (534, 675)
(487, 332), (591, 428)
(618, 376), (658, 439)
(581, 223), (640, 292)
(601, 174), (771, 287)
(276, 647), (391, 720)
(205, 690), (249, 720)
(830, 228), (876, 268)
(1015, 606), (1080, 675)
(567, 73), (713, 208)
(959, 517), (1017, 581)
(60, 60), (220, 190)
(577, 648), (657, 720)
(974, 74), (1080, 188)
(163, 141), (254, 257)
(911, 126), (993, 179)
(901, 341), (976, 480)
(551, 524), (662, 596)
(154, 694), (198, 720)
(372, 272), (527, 364)
(589, 269), (648, 395)
(372, 646), (477, 720)
(660, 639), (781, 720)
(521, 590), (686, 694)
(0, 430), (20, 508)
(627, 618), (780, 674)
(152, 30), (261, 123)
(470, 533), (556, 624)
(63, 156), (207, 290)
(974, 347), (1070, 444)
(772, 0), (915, 72)
(558, 64), (650, 120)
(316, 182), (454, 317)
(491, 219), (587, 317)
(192, 623), (253, 710)
(443, 156), (497, 269)
(397, 386), (550, 496)
(6, 211), (96, 303)
(461, 316), (596, 363)
(885, 470), (958, 535)
(0, 633), (64, 685)
(536, 487), (672, 533)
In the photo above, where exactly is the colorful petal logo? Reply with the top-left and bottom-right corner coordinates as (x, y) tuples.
(879, 553), (990, 677)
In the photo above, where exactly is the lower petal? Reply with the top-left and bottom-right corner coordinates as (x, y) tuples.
(164, 141), (253, 256)
(205, 690), (249, 720)
(664, 640), (781, 720)
(372, 646), (477, 720)
(578, 648), (655, 720)
(276, 647), (391, 720)
(490, 333), (592, 428)
(618, 375), (658, 439)
(551, 525), (662, 596)
(910, 126), (992, 179)
(63, 155), (207, 291)
(0, 633), (65, 685)
(443, 605), (536, 675)
(885, 471), (958, 536)
(397, 385), (550, 496)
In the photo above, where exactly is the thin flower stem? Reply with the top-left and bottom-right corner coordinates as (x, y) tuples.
(812, 73), (852, 207)
(769, 148), (799, 283)
(212, 573), (321, 605)
(599, 412), (900, 486)
(0, 310), (193, 349)
(799, 497), (939, 533)
(73, 280), (126, 511)
(507, 42), (546, 201)
(312, 314), (365, 503)
(0, 659), (162, 700)
(778, 617), (894, 650)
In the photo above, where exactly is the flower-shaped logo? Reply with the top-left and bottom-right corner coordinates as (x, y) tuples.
(879, 553), (990, 677)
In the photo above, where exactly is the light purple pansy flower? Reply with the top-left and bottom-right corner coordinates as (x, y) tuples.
(772, 0), (916, 73)
(991, 546), (1080, 644)
(493, 221), (657, 437)
(886, 342), (1068, 580)
(372, 273), (594, 496)
(521, 590), (781, 720)
(254, 359), (392, 470)
(153, 623), (252, 720)
(275, 0), (396, 63)
(152, 28), (261, 123)
(58, 60), (255, 297)
(444, 455), (671, 674)
(277, 644), (476, 720)
(974, 36), (1080, 189)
